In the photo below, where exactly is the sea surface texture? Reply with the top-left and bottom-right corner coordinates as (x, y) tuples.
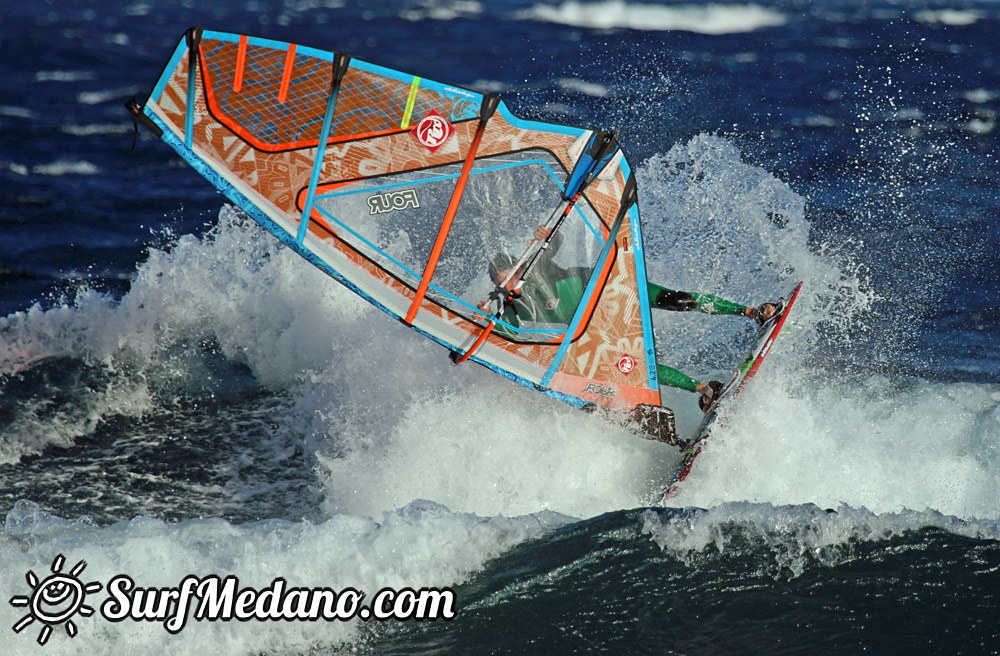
(1, 1), (999, 654)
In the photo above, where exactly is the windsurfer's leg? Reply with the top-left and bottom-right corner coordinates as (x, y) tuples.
(655, 363), (701, 393)
(688, 291), (749, 316)
(648, 283), (698, 312)
(647, 283), (748, 316)
(656, 363), (722, 412)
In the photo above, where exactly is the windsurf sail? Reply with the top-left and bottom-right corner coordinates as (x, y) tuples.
(132, 28), (671, 438)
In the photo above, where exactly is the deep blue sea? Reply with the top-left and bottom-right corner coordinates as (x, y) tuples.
(2, 0), (1000, 654)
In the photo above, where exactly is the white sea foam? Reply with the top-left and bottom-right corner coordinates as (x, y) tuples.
(522, 1), (787, 34)
(640, 135), (1000, 520)
(557, 76), (609, 97)
(963, 118), (996, 134)
(60, 124), (134, 136)
(77, 87), (143, 105)
(31, 160), (100, 176)
(641, 502), (1000, 578)
(964, 88), (996, 104)
(399, 0), (483, 21)
(35, 70), (96, 82)
(0, 200), (665, 647)
(3, 162), (29, 176)
(913, 9), (983, 26)
(0, 106), (36, 119)
(670, 365), (1000, 518)
(317, 382), (676, 519)
(471, 78), (509, 94)
(125, 2), (152, 16)
(793, 114), (840, 128)
(0, 499), (570, 655)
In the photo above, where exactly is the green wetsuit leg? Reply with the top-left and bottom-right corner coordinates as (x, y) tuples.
(689, 291), (747, 316)
(647, 283), (747, 316)
(656, 363), (701, 393)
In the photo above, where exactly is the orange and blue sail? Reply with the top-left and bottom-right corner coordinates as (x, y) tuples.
(136, 28), (666, 422)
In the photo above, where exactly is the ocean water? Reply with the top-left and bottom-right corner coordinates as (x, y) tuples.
(2, 0), (999, 654)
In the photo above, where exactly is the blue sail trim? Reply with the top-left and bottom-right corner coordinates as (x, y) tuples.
(297, 72), (342, 244)
(563, 133), (599, 199)
(151, 40), (187, 104)
(184, 51), (195, 149)
(562, 134), (618, 200)
(629, 201), (658, 390)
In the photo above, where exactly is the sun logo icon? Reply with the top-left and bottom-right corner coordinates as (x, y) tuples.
(9, 554), (103, 645)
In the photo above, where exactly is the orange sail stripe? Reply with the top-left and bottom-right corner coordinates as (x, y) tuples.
(404, 120), (488, 325)
(233, 34), (248, 92)
(537, 219), (616, 346)
(569, 240), (617, 339)
(534, 241), (616, 346)
(456, 320), (496, 363)
(277, 43), (297, 103)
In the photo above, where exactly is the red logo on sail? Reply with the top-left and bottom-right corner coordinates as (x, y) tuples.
(616, 354), (637, 375)
(411, 110), (455, 152)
